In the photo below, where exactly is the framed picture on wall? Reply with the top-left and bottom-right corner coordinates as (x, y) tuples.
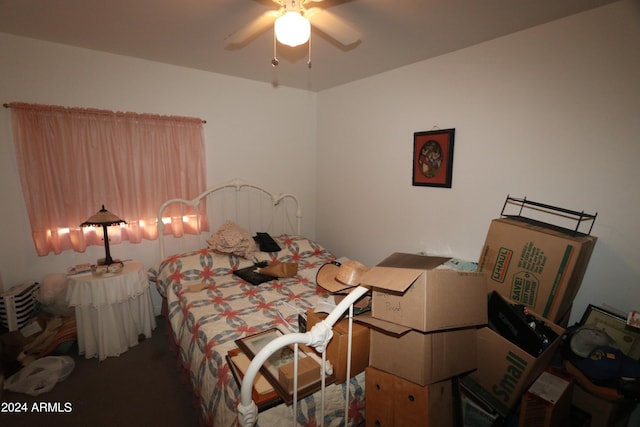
(412, 128), (455, 187)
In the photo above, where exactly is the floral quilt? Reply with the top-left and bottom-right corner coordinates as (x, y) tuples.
(149, 235), (366, 427)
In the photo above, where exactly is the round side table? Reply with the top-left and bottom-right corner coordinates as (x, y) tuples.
(66, 261), (156, 360)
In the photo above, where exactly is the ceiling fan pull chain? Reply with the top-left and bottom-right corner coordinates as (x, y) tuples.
(307, 32), (312, 68)
(272, 30), (279, 67)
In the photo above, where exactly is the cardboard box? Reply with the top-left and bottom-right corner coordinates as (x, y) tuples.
(306, 309), (370, 383)
(478, 217), (597, 322)
(278, 356), (321, 393)
(365, 366), (454, 427)
(487, 291), (558, 357)
(361, 253), (488, 332)
(460, 308), (565, 416)
(519, 370), (573, 427)
(362, 313), (477, 386)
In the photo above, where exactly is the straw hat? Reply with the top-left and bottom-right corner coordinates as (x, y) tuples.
(316, 260), (369, 293)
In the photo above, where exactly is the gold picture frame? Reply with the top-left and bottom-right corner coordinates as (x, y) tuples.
(580, 304), (640, 359)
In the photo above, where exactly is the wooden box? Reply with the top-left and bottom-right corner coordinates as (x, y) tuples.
(365, 366), (453, 427)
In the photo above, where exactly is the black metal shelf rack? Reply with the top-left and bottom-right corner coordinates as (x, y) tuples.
(500, 196), (597, 236)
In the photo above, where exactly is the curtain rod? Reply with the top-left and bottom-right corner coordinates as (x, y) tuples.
(3, 103), (206, 124)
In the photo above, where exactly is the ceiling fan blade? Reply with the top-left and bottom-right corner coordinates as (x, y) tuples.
(250, 0), (283, 6)
(303, 0), (354, 7)
(225, 10), (280, 47)
(305, 8), (360, 46)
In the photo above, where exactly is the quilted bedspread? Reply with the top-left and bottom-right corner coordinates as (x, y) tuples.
(149, 235), (366, 427)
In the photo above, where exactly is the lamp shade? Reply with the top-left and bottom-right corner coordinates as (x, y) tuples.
(81, 205), (126, 227)
(275, 11), (311, 47)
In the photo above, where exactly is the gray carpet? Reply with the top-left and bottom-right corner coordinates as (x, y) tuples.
(1, 316), (201, 427)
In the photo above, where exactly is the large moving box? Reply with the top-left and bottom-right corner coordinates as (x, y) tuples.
(361, 253), (487, 332)
(478, 217), (597, 322)
(461, 306), (565, 416)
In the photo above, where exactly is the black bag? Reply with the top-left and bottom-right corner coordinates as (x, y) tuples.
(233, 262), (274, 286)
(253, 232), (281, 252)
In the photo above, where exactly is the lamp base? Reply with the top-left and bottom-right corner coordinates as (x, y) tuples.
(97, 258), (121, 266)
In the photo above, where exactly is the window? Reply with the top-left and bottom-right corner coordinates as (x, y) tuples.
(9, 102), (207, 256)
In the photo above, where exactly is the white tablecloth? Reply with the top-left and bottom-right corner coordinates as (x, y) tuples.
(66, 261), (156, 360)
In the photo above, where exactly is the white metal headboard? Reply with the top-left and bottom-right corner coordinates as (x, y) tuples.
(156, 178), (302, 260)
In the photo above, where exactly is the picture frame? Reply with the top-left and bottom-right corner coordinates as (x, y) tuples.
(237, 329), (303, 380)
(412, 128), (455, 187)
(580, 304), (640, 359)
(235, 328), (335, 405)
(226, 347), (283, 412)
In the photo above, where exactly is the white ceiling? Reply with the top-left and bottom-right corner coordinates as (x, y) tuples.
(0, 0), (619, 92)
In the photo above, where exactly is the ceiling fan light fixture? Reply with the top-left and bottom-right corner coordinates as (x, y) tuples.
(275, 11), (310, 47)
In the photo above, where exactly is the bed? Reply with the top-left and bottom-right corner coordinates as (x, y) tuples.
(149, 179), (367, 427)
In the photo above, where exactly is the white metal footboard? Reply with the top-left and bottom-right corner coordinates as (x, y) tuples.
(238, 285), (370, 427)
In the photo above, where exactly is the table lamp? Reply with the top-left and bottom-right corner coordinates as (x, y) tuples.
(81, 205), (127, 265)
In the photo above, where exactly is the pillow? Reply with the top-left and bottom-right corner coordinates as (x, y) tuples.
(207, 220), (256, 258)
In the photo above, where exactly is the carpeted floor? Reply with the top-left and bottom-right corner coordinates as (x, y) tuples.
(1, 316), (201, 427)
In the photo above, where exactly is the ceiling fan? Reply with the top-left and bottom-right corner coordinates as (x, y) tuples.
(225, 0), (361, 50)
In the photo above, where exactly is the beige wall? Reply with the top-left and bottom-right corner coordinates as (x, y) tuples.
(316, 0), (640, 324)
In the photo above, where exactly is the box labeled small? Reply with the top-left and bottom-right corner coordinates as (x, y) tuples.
(461, 305), (564, 416)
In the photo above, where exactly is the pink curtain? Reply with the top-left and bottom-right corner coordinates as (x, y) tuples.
(10, 102), (207, 256)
